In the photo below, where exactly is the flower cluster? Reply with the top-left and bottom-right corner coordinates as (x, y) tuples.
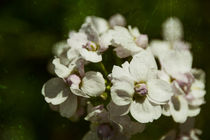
(42, 14), (206, 139)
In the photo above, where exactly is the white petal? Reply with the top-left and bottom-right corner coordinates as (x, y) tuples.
(42, 78), (69, 105)
(108, 26), (142, 57)
(44, 92), (68, 105)
(70, 87), (89, 98)
(162, 50), (192, 79)
(188, 97), (205, 106)
(158, 70), (171, 83)
(128, 26), (140, 38)
(52, 58), (74, 78)
(111, 81), (133, 106)
(173, 41), (190, 50)
(114, 47), (132, 58)
(130, 98), (162, 123)
(59, 93), (78, 118)
(129, 55), (152, 82)
(80, 49), (102, 63)
(67, 47), (80, 61)
(84, 16), (109, 35)
(111, 62), (134, 82)
(133, 48), (157, 69)
(147, 79), (173, 104)
(81, 71), (105, 97)
(187, 106), (200, 117)
(99, 31), (112, 51)
(150, 40), (171, 60)
(67, 32), (88, 49)
(169, 95), (188, 123)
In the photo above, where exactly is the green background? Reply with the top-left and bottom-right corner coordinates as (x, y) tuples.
(0, 0), (210, 139)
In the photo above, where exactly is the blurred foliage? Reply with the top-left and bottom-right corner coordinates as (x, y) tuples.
(0, 0), (210, 139)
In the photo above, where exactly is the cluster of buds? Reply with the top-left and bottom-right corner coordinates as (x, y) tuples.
(42, 14), (206, 140)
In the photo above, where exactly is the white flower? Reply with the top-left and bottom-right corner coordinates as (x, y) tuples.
(110, 49), (173, 123)
(83, 103), (144, 140)
(162, 17), (183, 41)
(162, 69), (206, 123)
(150, 17), (191, 72)
(51, 41), (81, 78)
(67, 32), (103, 63)
(70, 71), (106, 98)
(101, 26), (148, 58)
(52, 57), (77, 79)
(41, 78), (78, 118)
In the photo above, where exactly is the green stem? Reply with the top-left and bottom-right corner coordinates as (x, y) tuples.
(99, 62), (108, 76)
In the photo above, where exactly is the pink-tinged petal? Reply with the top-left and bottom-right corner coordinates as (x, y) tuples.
(135, 34), (148, 49)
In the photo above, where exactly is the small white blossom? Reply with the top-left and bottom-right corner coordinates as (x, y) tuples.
(67, 32), (102, 63)
(51, 41), (80, 78)
(162, 69), (206, 123)
(70, 71), (106, 98)
(110, 49), (173, 123)
(41, 78), (78, 118)
(101, 26), (148, 58)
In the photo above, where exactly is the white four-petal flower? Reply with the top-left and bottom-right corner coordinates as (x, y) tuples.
(110, 49), (173, 123)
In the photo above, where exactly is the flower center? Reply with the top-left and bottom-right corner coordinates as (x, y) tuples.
(134, 82), (148, 96)
(83, 41), (99, 51)
(97, 123), (113, 139)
